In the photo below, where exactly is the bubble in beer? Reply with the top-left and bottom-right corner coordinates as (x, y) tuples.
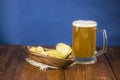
(73, 20), (97, 27)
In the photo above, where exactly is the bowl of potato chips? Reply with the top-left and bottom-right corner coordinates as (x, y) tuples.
(24, 43), (75, 68)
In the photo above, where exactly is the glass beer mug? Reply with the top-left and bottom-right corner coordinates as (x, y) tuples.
(72, 20), (107, 64)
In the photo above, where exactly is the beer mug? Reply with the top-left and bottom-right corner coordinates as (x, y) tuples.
(72, 20), (107, 64)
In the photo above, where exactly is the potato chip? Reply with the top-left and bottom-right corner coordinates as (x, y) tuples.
(46, 50), (64, 59)
(29, 46), (46, 55)
(29, 47), (39, 53)
(28, 43), (72, 59)
(36, 46), (44, 51)
(40, 51), (47, 55)
(56, 43), (72, 58)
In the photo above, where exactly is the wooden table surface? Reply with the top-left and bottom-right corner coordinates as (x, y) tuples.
(0, 45), (120, 80)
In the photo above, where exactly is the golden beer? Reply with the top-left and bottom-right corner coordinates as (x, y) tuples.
(72, 20), (107, 64)
(72, 20), (97, 64)
(72, 26), (96, 58)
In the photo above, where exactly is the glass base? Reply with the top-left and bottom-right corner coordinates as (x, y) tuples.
(75, 55), (97, 65)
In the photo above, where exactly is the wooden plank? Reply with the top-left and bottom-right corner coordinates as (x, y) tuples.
(13, 62), (65, 80)
(0, 45), (65, 80)
(0, 45), (26, 80)
(1, 45), (120, 80)
(105, 47), (120, 80)
(65, 54), (116, 80)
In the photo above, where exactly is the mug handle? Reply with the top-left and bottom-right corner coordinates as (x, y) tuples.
(96, 29), (107, 56)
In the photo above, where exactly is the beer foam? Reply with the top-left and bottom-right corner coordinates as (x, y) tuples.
(73, 20), (97, 27)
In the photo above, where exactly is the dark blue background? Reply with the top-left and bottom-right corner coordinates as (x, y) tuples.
(0, 0), (120, 46)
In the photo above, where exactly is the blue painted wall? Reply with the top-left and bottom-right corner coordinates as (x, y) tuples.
(0, 0), (120, 46)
